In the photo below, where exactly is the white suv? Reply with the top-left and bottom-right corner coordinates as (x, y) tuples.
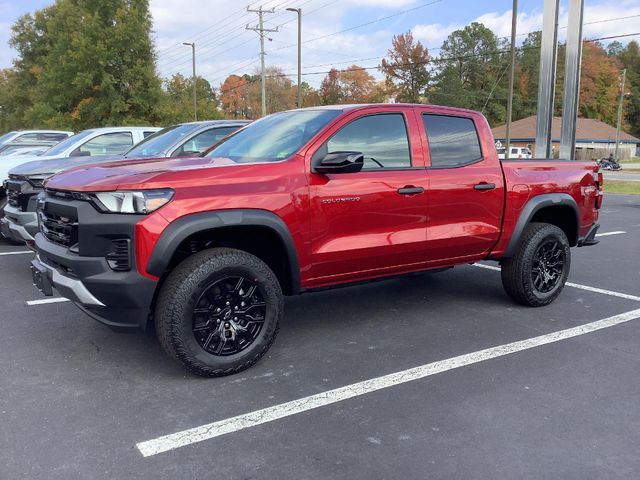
(497, 146), (532, 159)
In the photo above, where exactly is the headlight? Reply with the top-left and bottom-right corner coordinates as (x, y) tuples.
(90, 189), (174, 214)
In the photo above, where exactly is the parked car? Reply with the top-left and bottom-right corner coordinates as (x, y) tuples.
(497, 146), (532, 159)
(0, 145), (53, 157)
(30, 104), (601, 377)
(1, 122), (244, 245)
(0, 130), (73, 151)
(0, 127), (160, 243)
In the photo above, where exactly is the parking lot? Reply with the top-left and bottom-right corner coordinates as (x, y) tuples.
(0, 193), (638, 479)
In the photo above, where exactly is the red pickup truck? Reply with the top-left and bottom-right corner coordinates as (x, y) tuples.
(32, 104), (602, 377)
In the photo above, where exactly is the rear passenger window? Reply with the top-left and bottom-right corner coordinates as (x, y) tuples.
(326, 114), (411, 170)
(422, 114), (482, 168)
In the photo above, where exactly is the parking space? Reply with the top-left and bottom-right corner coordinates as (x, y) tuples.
(1, 193), (639, 479)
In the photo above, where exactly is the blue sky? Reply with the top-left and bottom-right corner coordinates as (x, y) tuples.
(0, 0), (638, 87)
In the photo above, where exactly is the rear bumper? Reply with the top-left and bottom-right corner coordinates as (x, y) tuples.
(577, 223), (599, 247)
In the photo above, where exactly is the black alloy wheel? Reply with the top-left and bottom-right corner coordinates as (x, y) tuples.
(530, 240), (566, 294)
(192, 276), (266, 356)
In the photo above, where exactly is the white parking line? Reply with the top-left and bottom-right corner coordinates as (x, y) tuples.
(136, 307), (640, 457)
(472, 264), (640, 302)
(25, 298), (70, 306)
(596, 231), (627, 237)
(0, 251), (32, 256)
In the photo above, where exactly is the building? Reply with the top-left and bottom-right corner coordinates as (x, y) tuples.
(492, 116), (640, 160)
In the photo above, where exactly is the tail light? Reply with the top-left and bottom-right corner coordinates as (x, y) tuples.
(595, 170), (603, 209)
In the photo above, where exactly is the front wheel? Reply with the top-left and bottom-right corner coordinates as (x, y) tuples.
(501, 222), (571, 307)
(155, 248), (283, 377)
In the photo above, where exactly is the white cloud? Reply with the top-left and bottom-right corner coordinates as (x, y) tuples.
(412, 22), (460, 48)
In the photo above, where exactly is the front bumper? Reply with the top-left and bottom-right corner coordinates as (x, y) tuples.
(32, 192), (158, 332)
(2, 205), (38, 243)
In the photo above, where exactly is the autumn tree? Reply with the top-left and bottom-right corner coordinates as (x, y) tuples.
(380, 31), (430, 102)
(219, 74), (250, 118)
(578, 42), (621, 125)
(319, 66), (375, 104)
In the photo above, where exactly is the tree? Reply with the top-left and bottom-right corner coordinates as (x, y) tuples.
(616, 41), (640, 136)
(243, 67), (295, 118)
(380, 31), (430, 102)
(578, 42), (621, 125)
(10, 0), (163, 130)
(158, 74), (221, 124)
(219, 74), (250, 118)
(429, 22), (507, 125)
(320, 68), (342, 105)
(319, 65), (375, 105)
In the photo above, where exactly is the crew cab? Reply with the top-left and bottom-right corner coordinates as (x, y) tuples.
(31, 104), (602, 377)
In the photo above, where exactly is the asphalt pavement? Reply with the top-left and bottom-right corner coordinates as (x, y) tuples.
(1, 194), (639, 479)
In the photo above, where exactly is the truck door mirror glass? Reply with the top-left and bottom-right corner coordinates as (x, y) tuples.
(313, 151), (364, 174)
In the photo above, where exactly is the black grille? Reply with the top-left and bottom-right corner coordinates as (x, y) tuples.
(6, 179), (30, 211)
(106, 239), (131, 271)
(38, 209), (78, 248)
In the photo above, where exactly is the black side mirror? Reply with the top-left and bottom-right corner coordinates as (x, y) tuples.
(70, 149), (91, 157)
(313, 151), (364, 174)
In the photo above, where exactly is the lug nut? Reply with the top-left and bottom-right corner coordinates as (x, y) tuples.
(216, 319), (221, 324)
(215, 308), (221, 312)
(226, 301), (230, 306)
(241, 301), (246, 307)
(234, 306), (238, 310)
(224, 322), (230, 328)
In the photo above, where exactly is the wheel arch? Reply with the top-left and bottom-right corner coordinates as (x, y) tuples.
(503, 193), (579, 258)
(146, 210), (300, 295)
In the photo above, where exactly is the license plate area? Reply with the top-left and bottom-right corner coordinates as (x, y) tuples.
(31, 260), (53, 296)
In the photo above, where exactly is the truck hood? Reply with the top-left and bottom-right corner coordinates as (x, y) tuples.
(9, 154), (124, 177)
(45, 156), (238, 191)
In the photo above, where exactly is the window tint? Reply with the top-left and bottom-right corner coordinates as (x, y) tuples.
(422, 114), (482, 168)
(174, 127), (238, 156)
(143, 131), (156, 138)
(326, 114), (411, 170)
(74, 132), (134, 156)
(511, 148), (518, 154)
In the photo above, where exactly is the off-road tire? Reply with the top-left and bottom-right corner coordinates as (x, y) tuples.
(155, 248), (283, 377)
(501, 222), (571, 307)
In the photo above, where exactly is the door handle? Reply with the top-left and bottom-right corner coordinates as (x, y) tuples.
(397, 186), (424, 195)
(474, 182), (496, 191)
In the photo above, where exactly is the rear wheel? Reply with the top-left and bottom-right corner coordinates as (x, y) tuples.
(155, 247), (283, 377)
(501, 223), (571, 307)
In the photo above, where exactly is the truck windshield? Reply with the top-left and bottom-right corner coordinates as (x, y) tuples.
(125, 124), (195, 158)
(43, 129), (95, 156)
(205, 110), (341, 162)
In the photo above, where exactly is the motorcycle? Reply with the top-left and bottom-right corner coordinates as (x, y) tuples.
(597, 156), (622, 171)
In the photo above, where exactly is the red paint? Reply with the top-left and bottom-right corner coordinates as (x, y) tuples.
(45, 104), (600, 290)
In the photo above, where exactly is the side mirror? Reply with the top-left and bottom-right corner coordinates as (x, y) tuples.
(313, 151), (364, 174)
(70, 149), (91, 157)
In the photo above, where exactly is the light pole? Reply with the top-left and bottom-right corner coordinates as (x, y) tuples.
(183, 42), (197, 121)
(614, 68), (627, 161)
(504, 0), (518, 160)
(286, 7), (302, 108)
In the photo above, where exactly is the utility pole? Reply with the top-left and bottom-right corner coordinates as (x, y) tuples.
(286, 7), (302, 108)
(247, 6), (278, 117)
(183, 42), (197, 121)
(614, 68), (627, 161)
(504, 0), (518, 160)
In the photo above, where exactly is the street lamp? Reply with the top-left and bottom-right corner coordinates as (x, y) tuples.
(183, 42), (197, 121)
(286, 7), (302, 108)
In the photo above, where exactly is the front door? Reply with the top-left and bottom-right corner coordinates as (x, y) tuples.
(305, 109), (429, 286)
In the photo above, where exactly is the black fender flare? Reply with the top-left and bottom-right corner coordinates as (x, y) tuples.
(146, 209), (300, 294)
(503, 193), (579, 258)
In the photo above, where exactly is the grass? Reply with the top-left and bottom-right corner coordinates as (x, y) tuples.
(603, 181), (640, 195)
(620, 157), (640, 164)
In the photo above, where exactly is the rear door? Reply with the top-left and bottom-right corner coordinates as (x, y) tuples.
(305, 107), (429, 285)
(421, 112), (505, 262)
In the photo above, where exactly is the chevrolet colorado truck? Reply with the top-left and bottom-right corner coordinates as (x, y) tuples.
(31, 104), (602, 377)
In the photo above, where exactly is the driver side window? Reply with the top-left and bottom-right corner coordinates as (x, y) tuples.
(325, 114), (412, 170)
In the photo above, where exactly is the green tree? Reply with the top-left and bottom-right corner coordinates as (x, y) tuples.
(10, 0), (163, 130)
(380, 31), (430, 102)
(159, 74), (221, 124)
(430, 22), (507, 125)
(616, 41), (640, 136)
